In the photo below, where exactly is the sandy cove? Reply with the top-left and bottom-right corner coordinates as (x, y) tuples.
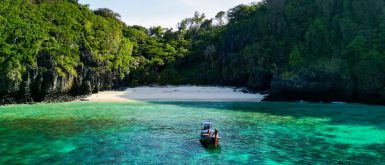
(84, 86), (265, 102)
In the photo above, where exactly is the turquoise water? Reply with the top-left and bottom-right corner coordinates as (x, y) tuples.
(1, 101), (385, 164)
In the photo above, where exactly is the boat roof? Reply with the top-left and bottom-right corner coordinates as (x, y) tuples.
(202, 121), (212, 125)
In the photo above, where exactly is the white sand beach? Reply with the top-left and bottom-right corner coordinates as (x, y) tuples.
(84, 86), (265, 102)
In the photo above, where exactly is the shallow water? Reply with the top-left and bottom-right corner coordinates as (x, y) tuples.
(1, 101), (385, 164)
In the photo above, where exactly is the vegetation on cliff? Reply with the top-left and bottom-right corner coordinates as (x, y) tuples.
(163, 0), (385, 103)
(2, 0), (385, 104)
(0, 0), (187, 102)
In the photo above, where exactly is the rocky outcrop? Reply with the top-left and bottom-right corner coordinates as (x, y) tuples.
(264, 69), (385, 104)
(3, 49), (385, 105)
(246, 69), (273, 92)
(265, 71), (354, 102)
(0, 49), (128, 105)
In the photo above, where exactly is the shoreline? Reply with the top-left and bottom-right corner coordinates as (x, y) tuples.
(84, 86), (266, 102)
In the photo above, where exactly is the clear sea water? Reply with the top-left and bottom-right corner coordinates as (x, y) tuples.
(0, 101), (385, 164)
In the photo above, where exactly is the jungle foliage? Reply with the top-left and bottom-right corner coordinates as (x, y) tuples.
(3, 0), (385, 102)
(162, 0), (385, 102)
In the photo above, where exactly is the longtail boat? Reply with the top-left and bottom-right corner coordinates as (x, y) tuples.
(199, 121), (220, 147)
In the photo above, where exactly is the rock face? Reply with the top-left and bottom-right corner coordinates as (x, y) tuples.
(2, 50), (385, 105)
(246, 70), (273, 92)
(265, 71), (353, 102)
(264, 70), (385, 104)
(0, 50), (127, 105)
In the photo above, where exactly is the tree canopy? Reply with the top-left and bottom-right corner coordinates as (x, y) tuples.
(3, 0), (385, 103)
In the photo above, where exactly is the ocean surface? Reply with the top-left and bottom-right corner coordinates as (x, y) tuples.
(1, 101), (384, 164)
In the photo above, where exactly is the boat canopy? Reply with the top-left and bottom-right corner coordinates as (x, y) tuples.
(202, 121), (212, 126)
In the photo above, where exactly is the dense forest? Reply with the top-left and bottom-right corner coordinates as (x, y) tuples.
(2, 0), (385, 104)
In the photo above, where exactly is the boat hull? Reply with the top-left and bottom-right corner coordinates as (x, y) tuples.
(200, 136), (220, 146)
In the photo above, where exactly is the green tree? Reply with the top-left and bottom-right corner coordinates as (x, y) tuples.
(215, 11), (226, 26)
(288, 45), (304, 68)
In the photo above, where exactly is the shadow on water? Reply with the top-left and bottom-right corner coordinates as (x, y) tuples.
(148, 101), (385, 130)
(202, 145), (222, 154)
